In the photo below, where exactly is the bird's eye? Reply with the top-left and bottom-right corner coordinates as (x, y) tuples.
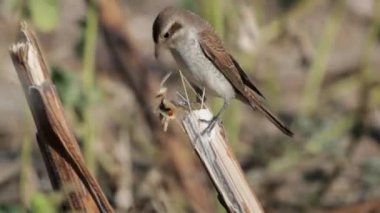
(163, 32), (169, 39)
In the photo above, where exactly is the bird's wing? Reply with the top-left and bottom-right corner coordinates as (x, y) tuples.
(230, 55), (265, 98)
(198, 29), (264, 98)
(198, 29), (293, 136)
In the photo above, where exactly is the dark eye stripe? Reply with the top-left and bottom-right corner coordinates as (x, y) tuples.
(167, 22), (183, 37)
(152, 16), (161, 43)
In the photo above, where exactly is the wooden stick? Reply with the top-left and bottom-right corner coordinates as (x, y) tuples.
(9, 22), (113, 212)
(182, 109), (264, 213)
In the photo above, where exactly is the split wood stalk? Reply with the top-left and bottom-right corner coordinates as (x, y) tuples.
(182, 109), (264, 213)
(9, 23), (113, 212)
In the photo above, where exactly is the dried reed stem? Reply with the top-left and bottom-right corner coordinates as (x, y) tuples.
(9, 22), (113, 212)
(182, 109), (264, 213)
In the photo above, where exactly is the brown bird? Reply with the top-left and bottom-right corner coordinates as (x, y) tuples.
(152, 7), (293, 136)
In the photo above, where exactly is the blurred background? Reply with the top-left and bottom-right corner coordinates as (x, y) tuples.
(0, 0), (380, 212)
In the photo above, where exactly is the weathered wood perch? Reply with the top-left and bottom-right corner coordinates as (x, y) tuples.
(9, 23), (113, 212)
(182, 109), (264, 213)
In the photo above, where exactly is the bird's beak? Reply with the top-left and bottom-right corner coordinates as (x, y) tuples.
(154, 44), (161, 59)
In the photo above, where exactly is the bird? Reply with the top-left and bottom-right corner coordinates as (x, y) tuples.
(152, 7), (293, 136)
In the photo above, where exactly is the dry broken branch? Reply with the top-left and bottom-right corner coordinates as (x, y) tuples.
(182, 109), (264, 213)
(9, 22), (113, 212)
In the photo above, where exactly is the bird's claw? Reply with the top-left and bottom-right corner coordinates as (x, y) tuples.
(200, 117), (220, 135)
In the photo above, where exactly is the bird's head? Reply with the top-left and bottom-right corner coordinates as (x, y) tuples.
(152, 7), (201, 58)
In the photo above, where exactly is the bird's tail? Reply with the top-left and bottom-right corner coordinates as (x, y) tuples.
(245, 92), (294, 137)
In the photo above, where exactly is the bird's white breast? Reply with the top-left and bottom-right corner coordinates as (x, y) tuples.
(169, 29), (235, 100)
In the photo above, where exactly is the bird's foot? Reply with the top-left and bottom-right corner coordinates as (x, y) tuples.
(200, 116), (220, 135)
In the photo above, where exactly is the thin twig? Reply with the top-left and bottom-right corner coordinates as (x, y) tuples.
(179, 70), (192, 112)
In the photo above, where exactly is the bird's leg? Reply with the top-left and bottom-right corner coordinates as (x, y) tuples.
(201, 99), (229, 135)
